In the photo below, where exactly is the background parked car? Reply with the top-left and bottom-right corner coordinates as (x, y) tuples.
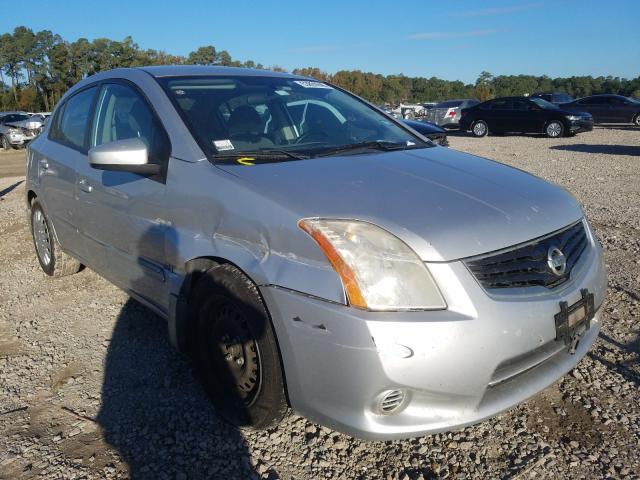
(30, 112), (52, 123)
(425, 99), (479, 129)
(0, 111), (44, 149)
(560, 94), (640, 125)
(402, 118), (449, 146)
(530, 92), (575, 105)
(459, 96), (593, 138)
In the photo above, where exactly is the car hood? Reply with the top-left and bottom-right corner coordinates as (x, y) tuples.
(218, 147), (583, 262)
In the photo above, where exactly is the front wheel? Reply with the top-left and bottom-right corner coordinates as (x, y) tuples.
(633, 113), (640, 127)
(30, 201), (81, 277)
(193, 264), (288, 430)
(471, 120), (488, 137)
(0, 135), (10, 150)
(546, 120), (564, 138)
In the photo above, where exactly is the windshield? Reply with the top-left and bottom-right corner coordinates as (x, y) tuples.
(2, 114), (30, 123)
(530, 98), (559, 110)
(159, 76), (427, 162)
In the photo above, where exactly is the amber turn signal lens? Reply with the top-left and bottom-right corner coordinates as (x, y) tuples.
(298, 219), (368, 309)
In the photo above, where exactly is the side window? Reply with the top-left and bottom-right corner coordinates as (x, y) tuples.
(91, 83), (168, 164)
(579, 97), (606, 105)
(512, 100), (530, 110)
(607, 97), (624, 106)
(50, 87), (97, 150)
(491, 99), (511, 110)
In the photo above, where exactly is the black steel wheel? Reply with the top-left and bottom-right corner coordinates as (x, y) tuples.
(192, 264), (288, 429)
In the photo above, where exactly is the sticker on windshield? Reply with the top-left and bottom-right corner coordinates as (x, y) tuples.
(213, 139), (234, 151)
(293, 80), (333, 89)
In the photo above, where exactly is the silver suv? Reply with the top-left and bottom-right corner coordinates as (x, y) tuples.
(26, 66), (607, 440)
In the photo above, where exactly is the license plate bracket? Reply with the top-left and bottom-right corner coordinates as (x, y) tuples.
(554, 289), (595, 354)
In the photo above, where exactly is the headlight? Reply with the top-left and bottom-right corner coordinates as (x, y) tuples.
(566, 115), (581, 121)
(8, 128), (20, 134)
(298, 219), (446, 311)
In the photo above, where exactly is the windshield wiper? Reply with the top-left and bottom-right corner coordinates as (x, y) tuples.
(214, 149), (309, 161)
(314, 140), (425, 158)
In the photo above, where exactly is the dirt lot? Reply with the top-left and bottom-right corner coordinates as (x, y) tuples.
(0, 149), (27, 179)
(0, 127), (638, 479)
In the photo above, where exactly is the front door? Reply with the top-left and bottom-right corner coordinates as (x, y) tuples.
(577, 97), (609, 123)
(510, 99), (541, 133)
(74, 82), (171, 311)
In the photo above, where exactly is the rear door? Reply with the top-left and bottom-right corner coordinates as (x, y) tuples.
(74, 81), (171, 310)
(487, 99), (511, 132)
(37, 86), (98, 255)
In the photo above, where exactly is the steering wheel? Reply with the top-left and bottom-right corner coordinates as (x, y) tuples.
(295, 129), (329, 144)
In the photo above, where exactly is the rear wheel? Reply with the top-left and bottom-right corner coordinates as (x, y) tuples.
(546, 120), (564, 138)
(471, 120), (488, 137)
(193, 264), (288, 430)
(633, 113), (640, 127)
(30, 201), (81, 277)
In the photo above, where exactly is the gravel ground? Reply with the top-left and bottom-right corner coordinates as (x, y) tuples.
(0, 126), (638, 479)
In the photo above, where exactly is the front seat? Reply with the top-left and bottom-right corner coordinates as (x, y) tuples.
(226, 105), (274, 149)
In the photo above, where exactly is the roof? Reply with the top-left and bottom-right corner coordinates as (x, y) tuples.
(139, 65), (305, 79)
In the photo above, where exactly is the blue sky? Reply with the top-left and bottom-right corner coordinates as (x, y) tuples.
(2, 0), (639, 83)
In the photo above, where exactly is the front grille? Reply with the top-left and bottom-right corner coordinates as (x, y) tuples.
(464, 221), (588, 290)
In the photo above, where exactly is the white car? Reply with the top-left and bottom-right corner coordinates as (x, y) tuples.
(0, 112), (44, 149)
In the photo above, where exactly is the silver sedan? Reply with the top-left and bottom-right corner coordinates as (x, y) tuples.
(25, 66), (607, 440)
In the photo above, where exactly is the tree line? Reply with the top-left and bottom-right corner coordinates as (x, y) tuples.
(2, 26), (639, 112)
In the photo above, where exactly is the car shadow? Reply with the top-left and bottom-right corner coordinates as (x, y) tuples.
(96, 298), (264, 479)
(0, 180), (23, 198)
(96, 225), (268, 479)
(588, 331), (640, 386)
(550, 144), (640, 156)
(595, 124), (639, 131)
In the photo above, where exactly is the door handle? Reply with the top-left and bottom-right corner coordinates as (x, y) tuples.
(78, 178), (93, 193)
(39, 159), (49, 170)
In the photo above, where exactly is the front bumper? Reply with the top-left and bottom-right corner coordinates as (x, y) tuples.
(6, 132), (35, 146)
(567, 118), (594, 133)
(260, 223), (607, 440)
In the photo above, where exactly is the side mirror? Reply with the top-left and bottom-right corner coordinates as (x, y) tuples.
(88, 137), (161, 175)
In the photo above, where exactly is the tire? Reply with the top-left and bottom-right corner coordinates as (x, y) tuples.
(30, 200), (82, 277)
(545, 120), (564, 138)
(633, 113), (640, 127)
(471, 120), (488, 137)
(192, 263), (288, 430)
(0, 135), (10, 150)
